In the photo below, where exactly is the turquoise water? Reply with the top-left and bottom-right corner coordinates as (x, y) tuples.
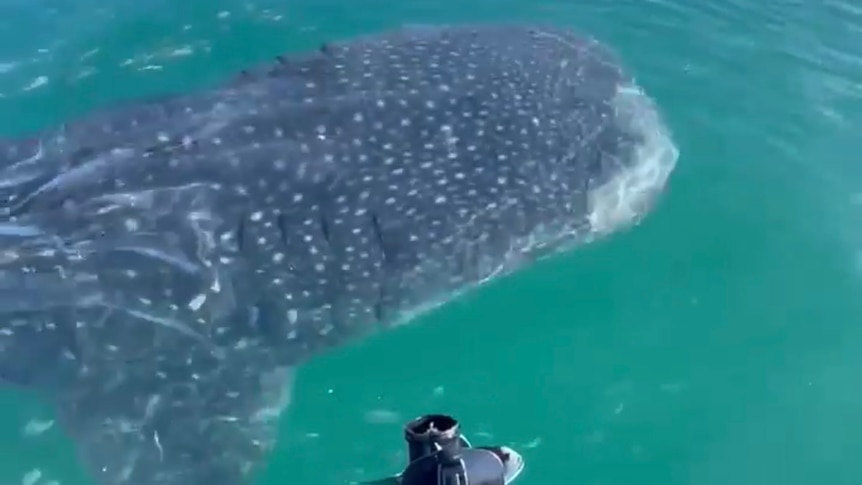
(1, 1), (861, 485)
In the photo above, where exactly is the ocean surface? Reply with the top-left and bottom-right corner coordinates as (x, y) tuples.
(1, 1), (861, 485)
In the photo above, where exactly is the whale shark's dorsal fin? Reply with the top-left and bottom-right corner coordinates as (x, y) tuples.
(227, 24), (450, 89)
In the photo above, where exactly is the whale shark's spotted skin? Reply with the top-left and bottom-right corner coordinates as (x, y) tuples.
(0, 24), (677, 485)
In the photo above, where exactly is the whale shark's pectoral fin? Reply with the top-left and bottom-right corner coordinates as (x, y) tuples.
(56, 349), (295, 485)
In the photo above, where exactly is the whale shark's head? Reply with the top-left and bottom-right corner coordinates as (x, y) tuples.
(523, 28), (679, 247)
(582, 83), (679, 237)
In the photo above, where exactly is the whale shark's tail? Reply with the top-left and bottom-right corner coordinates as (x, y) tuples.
(0, 149), (298, 485)
(0, 226), (299, 485)
(0, 129), (108, 331)
(0, 211), (102, 389)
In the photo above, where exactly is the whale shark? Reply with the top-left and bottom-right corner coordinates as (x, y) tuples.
(0, 24), (678, 485)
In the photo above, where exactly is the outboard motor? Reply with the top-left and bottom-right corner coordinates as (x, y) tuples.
(365, 414), (524, 485)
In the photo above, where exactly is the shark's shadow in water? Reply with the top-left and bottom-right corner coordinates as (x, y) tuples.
(0, 24), (678, 485)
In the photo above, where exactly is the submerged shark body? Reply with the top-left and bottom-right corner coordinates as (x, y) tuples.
(0, 25), (678, 485)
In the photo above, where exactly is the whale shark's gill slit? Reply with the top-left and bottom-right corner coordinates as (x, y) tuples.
(318, 214), (330, 244)
(369, 212), (389, 264)
(235, 217), (246, 252)
(456, 239), (478, 280)
(455, 242), (467, 277)
(275, 213), (289, 246)
(373, 297), (384, 324)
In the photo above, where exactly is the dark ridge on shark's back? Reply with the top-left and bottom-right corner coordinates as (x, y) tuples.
(0, 24), (678, 485)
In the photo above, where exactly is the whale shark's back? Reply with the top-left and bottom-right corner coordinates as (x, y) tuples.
(0, 24), (653, 338)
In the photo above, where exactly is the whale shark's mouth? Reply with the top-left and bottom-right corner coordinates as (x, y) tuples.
(586, 83), (679, 236)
